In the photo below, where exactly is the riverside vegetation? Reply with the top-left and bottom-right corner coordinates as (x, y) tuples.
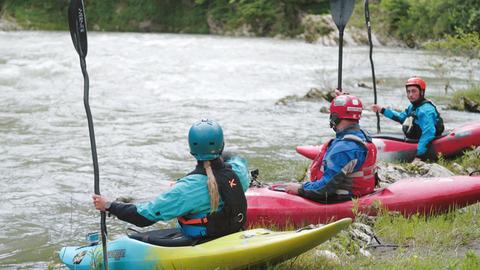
(0, 0), (478, 46)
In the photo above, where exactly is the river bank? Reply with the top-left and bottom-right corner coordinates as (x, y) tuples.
(1, 0), (478, 49)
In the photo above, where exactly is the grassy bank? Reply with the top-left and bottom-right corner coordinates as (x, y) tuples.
(272, 204), (480, 269)
(438, 147), (480, 174)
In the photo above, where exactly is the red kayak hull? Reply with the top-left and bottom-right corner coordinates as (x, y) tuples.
(246, 176), (480, 228)
(296, 122), (480, 162)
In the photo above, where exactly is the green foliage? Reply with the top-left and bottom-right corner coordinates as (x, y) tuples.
(2, 0), (69, 30)
(1, 0), (329, 36)
(402, 162), (427, 174)
(2, 0), (478, 48)
(438, 147), (480, 174)
(204, 0), (329, 37)
(425, 29), (480, 59)
(368, 0), (480, 48)
(1, 0), (210, 33)
(379, 0), (409, 34)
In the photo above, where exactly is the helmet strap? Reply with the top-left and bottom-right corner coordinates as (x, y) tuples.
(329, 114), (341, 131)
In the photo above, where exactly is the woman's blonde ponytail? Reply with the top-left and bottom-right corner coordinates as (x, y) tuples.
(204, 161), (220, 213)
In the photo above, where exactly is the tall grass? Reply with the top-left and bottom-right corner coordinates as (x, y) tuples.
(438, 147), (480, 174)
(273, 204), (480, 269)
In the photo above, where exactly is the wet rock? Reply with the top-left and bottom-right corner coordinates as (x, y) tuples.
(376, 161), (412, 187)
(314, 249), (340, 263)
(462, 96), (480, 113)
(452, 163), (467, 174)
(326, 220), (382, 258)
(298, 14), (380, 46)
(304, 87), (335, 102)
(275, 88), (335, 105)
(207, 14), (255, 37)
(139, 20), (152, 32)
(356, 80), (386, 89)
(319, 106), (329, 113)
(0, 17), (22, 31)
(207, 14), (223, 35)
(274, 95), (300, 105)
(424, 163), (455, 177)
(375, 161), (455, 187)
(350, 222), (376, 245)
(300, 15), (336, 45)
(357, 82), (372, 89)
(359, 248), (372, 257)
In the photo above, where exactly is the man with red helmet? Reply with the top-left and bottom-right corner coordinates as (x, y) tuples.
(285, 95), (377, 203)
(372, 76), (444, 160)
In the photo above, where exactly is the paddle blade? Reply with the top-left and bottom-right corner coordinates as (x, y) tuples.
(330, 0), (355, 32)
(68, 0), (88, 57)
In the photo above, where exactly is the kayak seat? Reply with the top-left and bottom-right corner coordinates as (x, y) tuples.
(128, 228), (213, 247)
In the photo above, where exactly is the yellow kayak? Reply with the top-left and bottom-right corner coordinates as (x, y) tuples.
(59, 218), (351, 269)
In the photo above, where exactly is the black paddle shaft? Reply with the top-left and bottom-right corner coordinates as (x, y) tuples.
(68, 1), (108, 269)
(364, 0), (381, 133)
(330, 0), (355, 92)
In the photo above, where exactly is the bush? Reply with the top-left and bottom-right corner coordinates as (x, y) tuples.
(424, 29), (480, 59)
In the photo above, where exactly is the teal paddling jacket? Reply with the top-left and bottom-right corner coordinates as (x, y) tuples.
(107, 156), (249, 238)
(382, 100), (441, 157)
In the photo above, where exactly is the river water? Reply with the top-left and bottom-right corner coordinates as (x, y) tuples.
(1, 31), (479, 269)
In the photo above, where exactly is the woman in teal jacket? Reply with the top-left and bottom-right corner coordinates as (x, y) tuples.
(93, 119), (249, 240)
(372, 77), (444, 160)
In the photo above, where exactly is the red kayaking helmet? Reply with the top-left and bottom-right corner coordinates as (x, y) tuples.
(405, 76), (426, 92)
(329, 95), (363, 129)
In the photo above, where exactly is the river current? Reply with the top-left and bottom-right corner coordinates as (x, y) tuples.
(1, 31), (479, 269)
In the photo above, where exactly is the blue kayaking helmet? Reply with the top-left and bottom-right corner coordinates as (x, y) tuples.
(188, 119), (224, 161)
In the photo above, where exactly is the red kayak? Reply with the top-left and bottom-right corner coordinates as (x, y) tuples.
(296, 122), (480, 162)
(246, 175), (480, 228)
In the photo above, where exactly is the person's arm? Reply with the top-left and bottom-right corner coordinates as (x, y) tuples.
(224, 155), (250, 192)
(382, 107), (409, 124)
(92, 194), (154, 227)
(299, 148), (364, 201)
(415, 106), (437, 158)
(136, 178), (203, 221)
(108, 201), (155, 227)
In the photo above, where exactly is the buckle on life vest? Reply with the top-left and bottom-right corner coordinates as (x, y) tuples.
(178, 216), (208, 225)
(335, 189), (350, 195)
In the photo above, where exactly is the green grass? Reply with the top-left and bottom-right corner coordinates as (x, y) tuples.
(247, 156), (309, 183)
(271, 204), (480, 269)
(438, 147), (480, 174)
